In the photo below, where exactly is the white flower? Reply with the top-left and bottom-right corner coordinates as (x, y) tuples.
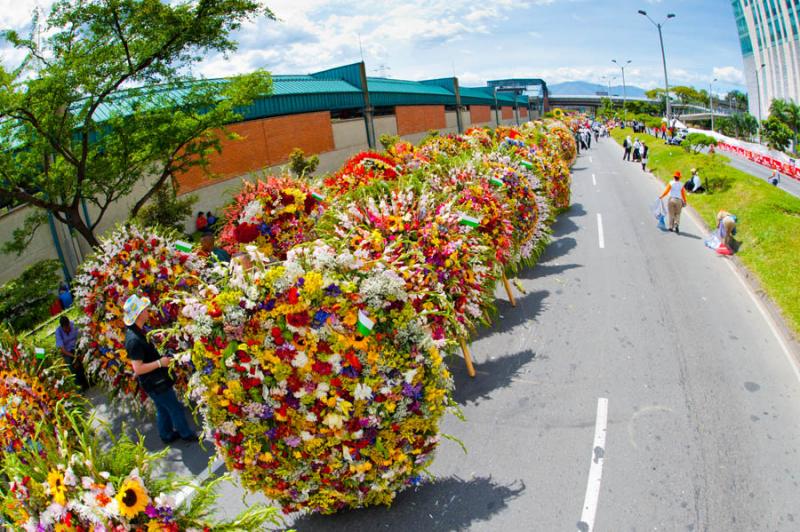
(353, 383), (373, 401)
(403, 369), (417, 384)
(239, 200), (263, 223)
(323, 413), (343, 429)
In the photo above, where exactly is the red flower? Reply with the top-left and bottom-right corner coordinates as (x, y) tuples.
(286, 312), (309, 327)
(234, 223), (260, 244)
(312, 361), (332, 375)
(287, 286), (299, 305)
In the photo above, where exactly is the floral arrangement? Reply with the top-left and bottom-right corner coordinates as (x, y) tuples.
(0, 406), (281, 531)
(319, 181), (498, 341)
(0, 329), (80, 459)
(175, 241), (453, 514)
(323, 152), (400, 197)
(73, 224), (207, 410)
(218, 175), (324, 260)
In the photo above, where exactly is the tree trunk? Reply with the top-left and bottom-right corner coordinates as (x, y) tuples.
(64, 205), (100, 248)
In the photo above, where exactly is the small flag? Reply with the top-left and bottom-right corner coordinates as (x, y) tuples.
(356, 311), (375, 337)
(459, 214), (481, 228)
(311, 191), (325, 202)
(174, 240), (193, 253)
(34, 347), (45, 360)
(520, 160), (534, 170)
(489, 176), (504, 187)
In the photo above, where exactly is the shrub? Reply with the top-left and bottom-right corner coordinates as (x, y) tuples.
(379, 133), (400, 150)
(681, 132), (717, 154)
(288, 147), (320, 178)
(133, 182), (197, 233)
(0, 259), (61, 332)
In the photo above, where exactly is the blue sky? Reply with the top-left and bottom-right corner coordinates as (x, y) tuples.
(0, 0), (747, 95)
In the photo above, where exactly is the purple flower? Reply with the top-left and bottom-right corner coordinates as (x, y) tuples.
(325, 283), (341, 296)
(312, 310), (330, 329)
(285, 435), (302, 448)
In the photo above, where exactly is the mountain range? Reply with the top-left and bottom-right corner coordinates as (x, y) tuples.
(547, 81), (648, 98)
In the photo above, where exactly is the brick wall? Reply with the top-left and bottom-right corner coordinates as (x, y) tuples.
(470, 105), (491, 124)
(176, 111), (335, 193)
(395, 105), (446, 136)
(501, 106), (514, 119)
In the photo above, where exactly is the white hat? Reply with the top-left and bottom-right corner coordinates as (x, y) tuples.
(123, 294), (151, 327)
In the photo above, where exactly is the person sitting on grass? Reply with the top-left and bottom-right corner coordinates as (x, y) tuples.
(206, 211), (217, 228)
(685, 168), (704, 193)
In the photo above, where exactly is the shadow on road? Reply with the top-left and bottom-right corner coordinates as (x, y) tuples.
(474, 290), (549, 341)
(517, 262), (582, 281)
(291, 476), (525, 532)
(545, 202), (586, 238)
(450, 349), (538, 405)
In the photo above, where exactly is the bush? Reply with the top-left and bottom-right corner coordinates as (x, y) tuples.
(134, 183), (197, 233)
(681, 132), (717, 154)
(0, 259), (61, 332)
(379, 133), (400, 150)
(288, 147), (320, 178)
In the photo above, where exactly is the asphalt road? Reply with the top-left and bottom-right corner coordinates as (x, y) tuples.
(715, 149), (800, 199)
(140, 137), (800, 530)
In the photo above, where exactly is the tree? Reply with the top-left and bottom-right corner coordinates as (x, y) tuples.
(768, 98), (800, 154)
(761, 115), (793, 151)
(0, 0), (275, 249)
(724, 90), (748, 113)
(133, 182), (197, 233)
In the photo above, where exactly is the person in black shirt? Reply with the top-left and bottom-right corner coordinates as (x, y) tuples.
(123, 294), (198, 445)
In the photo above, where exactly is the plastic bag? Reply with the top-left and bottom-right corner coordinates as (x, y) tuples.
(704, 233), (721, 250)
(657, 214), (667, 230)
(650, 199), (665, 220)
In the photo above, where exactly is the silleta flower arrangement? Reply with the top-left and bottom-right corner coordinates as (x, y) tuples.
(174, 241), (453, 514)
(73, 224), (206, 410)
(323, 151), (400, 197)
(218, 175), (324, 260)
(0, 330), (79, 460)
(0, 406), (281, 530)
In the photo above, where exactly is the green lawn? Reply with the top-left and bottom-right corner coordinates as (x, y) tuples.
(611, 128), (800, 336)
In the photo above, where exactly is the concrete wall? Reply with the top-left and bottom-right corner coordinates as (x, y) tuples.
(374, 115), (399, 142)
(0, 207), (62, 284)
(445, 111), (458, 130)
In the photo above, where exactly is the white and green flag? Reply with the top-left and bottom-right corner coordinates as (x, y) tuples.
(520, 160), (534, 170)
(458, 214), (481, 228)
(34, 347), (45, 360)
(311, 191), (325, 202)
(174, 240), (193, 253)
(489, 176), (504, 187)
(357, 311), (375, 337)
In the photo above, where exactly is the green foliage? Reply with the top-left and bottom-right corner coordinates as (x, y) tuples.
(0, 0), (275, 249)
(0, 259), (61, 332)
(422, 129), (440, 143)
(725, 90), (748, 112)
(288, 147), (320, 178)
(597, 97), (615, 120)
(610, 128), (800, 335)
(134, 182), (197, 232)
(761, 115), (794, 151)
(379, 133), (401, 150)
(1, 208), (48, 256)
(716, 112), (758, 140)
(767, 98), (800, 154)
(681, 132), (717, 154)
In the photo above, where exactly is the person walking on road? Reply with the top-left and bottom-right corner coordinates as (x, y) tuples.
(632, 138), (642, 162)
(641, 143), (649, 171)
(623, 136), (632, 161)
(659, 171), (688, 233)
(123, 294), (198, 445)
(769, 169), (781, 186)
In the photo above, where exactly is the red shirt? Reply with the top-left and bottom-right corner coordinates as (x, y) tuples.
(196, 215), (208, 231)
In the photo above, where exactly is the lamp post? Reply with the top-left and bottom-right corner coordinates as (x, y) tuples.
(754, 62), (766, 143)
(493, 86), (500, 125)
(709, 77), (718, 132)
(638, 10), (676, 122)
(612, 59), (631, 125)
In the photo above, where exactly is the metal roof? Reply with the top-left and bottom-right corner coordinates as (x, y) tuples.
(272, 75), (361, 96)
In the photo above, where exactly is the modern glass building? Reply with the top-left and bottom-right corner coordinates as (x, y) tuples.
(731, 0), (800, 119)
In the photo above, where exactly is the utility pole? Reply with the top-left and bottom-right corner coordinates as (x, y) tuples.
(709, 77), (718, 132)
(612, 59), (631, 125)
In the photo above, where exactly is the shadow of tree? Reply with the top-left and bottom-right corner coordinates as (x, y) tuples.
(290, 476), (525, 532)
(450, 349), (537, 405)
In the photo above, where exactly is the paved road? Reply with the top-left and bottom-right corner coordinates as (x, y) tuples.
(715, 149), (800, 199)
(177, 137), (800, 530)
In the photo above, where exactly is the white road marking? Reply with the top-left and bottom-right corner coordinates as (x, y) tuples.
(578, 398), (608, 532)
(592, 173), (596, 186)
(596, 213), (605, 249)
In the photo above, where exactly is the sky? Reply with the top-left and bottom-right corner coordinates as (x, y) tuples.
(0, 0), (747, 96)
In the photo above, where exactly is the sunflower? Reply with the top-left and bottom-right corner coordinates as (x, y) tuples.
(47, 469), (67, 506)
(115, 478), (149, 519)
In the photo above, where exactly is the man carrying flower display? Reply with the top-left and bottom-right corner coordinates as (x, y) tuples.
(122, 294), (198, 445)
(55, 316), (89, 391)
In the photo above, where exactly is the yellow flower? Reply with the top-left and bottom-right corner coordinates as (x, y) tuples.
(47, 469), (67, 506)
(115, 477), (149, 519)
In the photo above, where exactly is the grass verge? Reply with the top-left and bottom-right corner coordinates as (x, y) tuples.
(611, 128), (800, 337)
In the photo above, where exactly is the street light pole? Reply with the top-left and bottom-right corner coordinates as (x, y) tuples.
(612, 59), (631, 125)
(709, 77), (718, 132)
(493, 86), (499, 126)
(639, 10), (676, 122)
(755, 62), (765, 143)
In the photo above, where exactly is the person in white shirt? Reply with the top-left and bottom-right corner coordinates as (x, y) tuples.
(686, 168), (703, 193)
(659, 171), (688, 233)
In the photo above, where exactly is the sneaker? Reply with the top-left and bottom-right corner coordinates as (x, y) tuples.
(161, 433), (180, 444)
(668, 228), (673, 232)
(675, 225), (680, 234)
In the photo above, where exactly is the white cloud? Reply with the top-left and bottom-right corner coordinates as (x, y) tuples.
(712, 66), (745, 84)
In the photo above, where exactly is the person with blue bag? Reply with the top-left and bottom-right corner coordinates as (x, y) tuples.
(659, 171), (688, 233)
